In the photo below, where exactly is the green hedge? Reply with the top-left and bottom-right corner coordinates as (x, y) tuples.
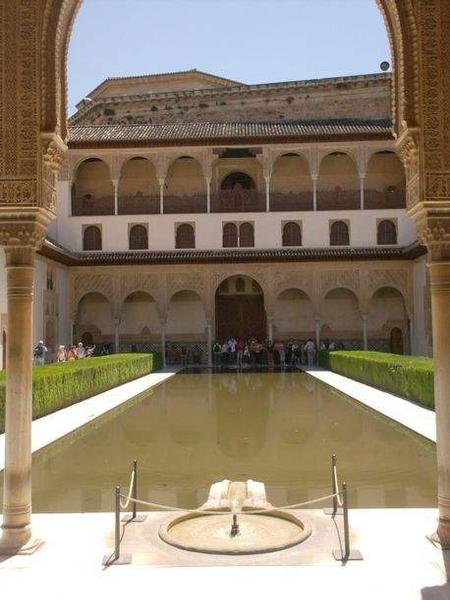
(0, 352), (162, 433)
(318, 350), (434, 409)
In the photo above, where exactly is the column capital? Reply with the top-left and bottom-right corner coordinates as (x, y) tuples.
(415, 211), (450, 262)
(0, 213), (50, 253)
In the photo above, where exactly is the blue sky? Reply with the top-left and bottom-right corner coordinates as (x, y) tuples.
(68, 0), (390, 115)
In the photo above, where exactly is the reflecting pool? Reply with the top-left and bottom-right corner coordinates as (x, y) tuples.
(0, 371), (437, 512)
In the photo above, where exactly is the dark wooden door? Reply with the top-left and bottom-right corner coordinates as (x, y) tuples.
(390, 327), (404, 354)
(216, 295), (266, 341)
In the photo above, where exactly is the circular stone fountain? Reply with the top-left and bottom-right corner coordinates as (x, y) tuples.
(159, 480), (311, 555)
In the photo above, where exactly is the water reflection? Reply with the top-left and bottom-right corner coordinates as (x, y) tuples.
(0, 371), (437, 512)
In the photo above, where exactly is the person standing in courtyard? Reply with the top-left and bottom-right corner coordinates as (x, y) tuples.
(304, 338), (316, 367)
(33, 340), (47, 366)
(76, 342), (85, 359)
(56, 344), (66, 362)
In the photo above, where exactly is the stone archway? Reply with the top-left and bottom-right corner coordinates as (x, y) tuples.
(4, 0), (450, 551)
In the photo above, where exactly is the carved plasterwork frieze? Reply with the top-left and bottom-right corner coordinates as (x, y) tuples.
(397, 128), (421, 210)
(320, 270), (360, 296)
(368, 269), (409, 296)
(426, 173), (450, 198)
(273, 270), (313, 297)
(40, 133), (67, 214)
(166, 272), (207, 300)
(119, 273), (160, 304)
(72, 273), (114, 315)
(420, 220), (450, 262)
(0, 220), (47, 249)
(0, 180), (35, 205)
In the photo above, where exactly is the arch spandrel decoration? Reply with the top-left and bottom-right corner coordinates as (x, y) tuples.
(273, 271), (315, 303)
(319, 269), (360, 299)
(70, 272), (114, 318)
(367, 269), (412, 316)
(166, 272), (209, 307)
(118, 273), (162, 309)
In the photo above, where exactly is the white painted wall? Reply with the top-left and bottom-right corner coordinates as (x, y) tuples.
(33, 258), (46, 346)
(56, 264), (71, 346)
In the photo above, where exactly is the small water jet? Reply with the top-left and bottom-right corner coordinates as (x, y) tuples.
(159, 479), (311, 555)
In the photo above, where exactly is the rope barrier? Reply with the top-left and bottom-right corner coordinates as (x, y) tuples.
(333, 464), (343, 507)
(118, 491), (339, 516)
(119, 467), (136, 510)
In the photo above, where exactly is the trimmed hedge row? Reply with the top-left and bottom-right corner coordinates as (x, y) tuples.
(0, 352), (162, 433)
(318, 350), (434, 409)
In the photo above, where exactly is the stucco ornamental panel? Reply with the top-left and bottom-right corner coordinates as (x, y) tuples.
(120, 273), (160, 304)
(273, 271), (313, 297)
(368, 269), (409, 295)
(72, 273), (114, 315)
(167, 272), (208, 301)
(320, 270), (360, 297)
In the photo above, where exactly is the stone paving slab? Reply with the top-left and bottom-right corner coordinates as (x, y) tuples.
(0, 368), (179, 472)
(0, 509), (448, 600)
(301, 367), (436, 442)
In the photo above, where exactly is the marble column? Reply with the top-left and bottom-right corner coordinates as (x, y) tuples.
(429, 261), (450, 547)
(267, 317), (273, 341)
(359, 174), (365, 210)
(113, 180), (119, 215)
(314, 316), (320, 350)
(207, 321), (213, 366)
(205, 177), (211, 213)
(114, 318), (120, 353)
(362, 314), (368, 350)
(160, 321), (167, 368)
(312, 176), (318, 211)
(159, 179), (165, 215)
(0, 247), (35, 551)
(69, 319), (74, 346)
(264, 176), (271, 212)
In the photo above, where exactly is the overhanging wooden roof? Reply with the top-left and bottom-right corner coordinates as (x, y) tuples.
(39, 238), (425, 267)
(68, 118), (393, 148)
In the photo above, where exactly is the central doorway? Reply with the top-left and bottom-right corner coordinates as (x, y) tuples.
(215, 275), (266, 341)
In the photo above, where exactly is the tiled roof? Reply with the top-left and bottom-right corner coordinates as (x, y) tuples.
(40, 238), (425, 267)
(69, 118), (392, 145)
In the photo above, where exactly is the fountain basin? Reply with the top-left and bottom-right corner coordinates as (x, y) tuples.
(159, 510), (311, 555)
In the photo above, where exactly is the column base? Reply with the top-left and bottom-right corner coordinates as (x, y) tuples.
(0, 527), (43, 556)
(427, 519), (450, 549)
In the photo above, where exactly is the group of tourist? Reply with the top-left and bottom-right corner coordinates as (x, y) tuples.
(211, 337), (322, 367)
(33, 340), (98, 365)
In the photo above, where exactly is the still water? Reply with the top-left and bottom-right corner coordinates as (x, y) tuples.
(0, 371), (437, 512)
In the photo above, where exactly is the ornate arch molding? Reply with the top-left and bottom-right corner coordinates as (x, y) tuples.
(376, 0), (420, 133)
(41, 0), (81, 140)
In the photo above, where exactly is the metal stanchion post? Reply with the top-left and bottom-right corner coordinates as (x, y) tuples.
(102, 485), (132, 566)
(115, 485), (121, 561)
(132, 460), (137, 520)
(333, 482), (363, 562)
(342, 482), (350, 559)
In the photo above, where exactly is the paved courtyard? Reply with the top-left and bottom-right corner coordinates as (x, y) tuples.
(0, 508), (449, 600)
